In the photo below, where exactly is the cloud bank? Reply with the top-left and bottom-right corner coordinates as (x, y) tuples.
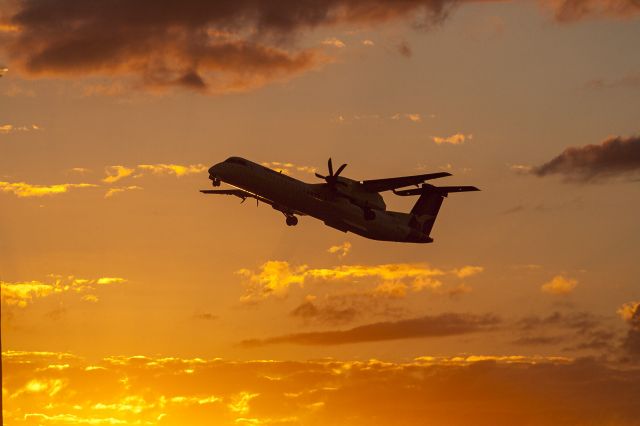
(3, 0), (636, 94)
(237, 261), (482, 302)
(4, 351), (640, 426)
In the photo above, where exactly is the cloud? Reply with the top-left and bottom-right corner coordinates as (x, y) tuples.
(618, 301), (640, 359)
(322, 37), (346, 48)
(2, 0), (635, 96)
(453, 266), (484, 278)
(327, 242), (351, 258)
(0, 123), (41, 134)
(8, 350), (640, 426)
(396, 40), (412, 58)
(104, 185), (142, 198)
(509, 163), (533, 174)
(0, 0), (463, 94)
(193, 312), (219, 321)
(290, 297), (359, 325)
(100, 163), (205, 186)
(289, 290), (409, 326)
(514, 311), (615, 352)
(102, 166), (135, 183)
(531, 135), (640, 182)
(0, 181), (97, 197)
(237, 261), (482, 303)
(241, 312), (500, 346)
(542, 0), (640, 22)
(260, 162), (318, 176)
(432, 133), (472, 145)
(541, 275), (578, 295)
(69, 167), (91, 174)
(1, 275), (127, 307)
(362, 39), (375, 46)
(136, 163), (207, 177)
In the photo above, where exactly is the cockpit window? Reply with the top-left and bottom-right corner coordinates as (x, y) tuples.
(226, 157), (247, 166)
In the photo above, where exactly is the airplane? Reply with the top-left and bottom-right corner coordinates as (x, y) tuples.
(202, 157), (479, 243)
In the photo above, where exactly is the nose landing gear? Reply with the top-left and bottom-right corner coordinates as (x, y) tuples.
(211, 177), (221, 187)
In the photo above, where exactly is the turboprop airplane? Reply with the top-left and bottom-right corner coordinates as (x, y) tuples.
(202, 157), (479, 243)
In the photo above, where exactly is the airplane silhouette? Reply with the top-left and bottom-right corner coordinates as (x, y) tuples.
(202, 157), (479, 243)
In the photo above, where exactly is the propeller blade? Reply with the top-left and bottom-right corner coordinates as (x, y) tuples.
(334, 163), (347, 177)
(315, 172), (326, 180)
(328, 158), (334, 177)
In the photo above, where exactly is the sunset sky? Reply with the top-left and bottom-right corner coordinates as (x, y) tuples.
(2, 0), (640, 424)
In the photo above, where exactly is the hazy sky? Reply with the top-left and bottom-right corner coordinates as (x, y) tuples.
(2, 0), (640, 424)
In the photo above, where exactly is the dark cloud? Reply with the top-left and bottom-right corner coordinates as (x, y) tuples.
(1, 0), (460, 93)
(546, 0), (640, 22)
(621, 303), (640, 360)
(512, 335), (566, 346)
(396, 40), (413, 58)
(290, 299), (358, 325)
(4, 0), (634, 94)
(241, 312), (500, 346)
(531, 135), (640, 182)
(193, 312), (218, 320)
(514, 311), (618, 354)
(289, 293), (406, 326)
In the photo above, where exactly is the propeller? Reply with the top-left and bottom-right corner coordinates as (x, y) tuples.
(315, 158), (348, 189)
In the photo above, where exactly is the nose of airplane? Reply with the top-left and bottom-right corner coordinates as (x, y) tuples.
(209, 163), (223, 178)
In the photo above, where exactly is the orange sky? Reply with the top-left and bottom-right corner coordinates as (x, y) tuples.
(1, 0), (640, 424)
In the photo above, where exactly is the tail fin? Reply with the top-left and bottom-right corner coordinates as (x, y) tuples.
(400, 184), (480, 237)
(410, 191), (444, 236)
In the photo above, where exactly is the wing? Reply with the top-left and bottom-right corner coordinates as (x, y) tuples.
(360, 172), (452, 193)
(200, 189), (306, 215)
(200, 189), (273, 204)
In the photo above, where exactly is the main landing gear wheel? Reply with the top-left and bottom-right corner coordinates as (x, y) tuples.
(286, 216), (298, 226)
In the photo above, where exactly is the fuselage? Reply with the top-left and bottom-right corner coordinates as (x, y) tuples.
(208, 157), (432, 243)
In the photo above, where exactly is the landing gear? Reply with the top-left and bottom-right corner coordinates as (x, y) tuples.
(363, 208), (376, 220)
(211, 177), (221, 187)
(286, 215), (298, 226)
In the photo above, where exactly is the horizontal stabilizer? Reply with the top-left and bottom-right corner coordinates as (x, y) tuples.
(394, 185), (480, 197)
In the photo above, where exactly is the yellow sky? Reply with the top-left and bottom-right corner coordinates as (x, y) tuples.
(2, 0), (640, 424)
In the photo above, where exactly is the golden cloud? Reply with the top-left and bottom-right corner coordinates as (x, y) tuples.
(327, 242), (351, 258)
(104, 186), (143, 198)
(238, 261), (482, 302)
(0, 181), (97, 197)
(1, 275), (127, 307)
(137, 163), (207, 177)
(618, 301), (640, 322)
(260, 162), (318, 176)
(432, 133), (473, 145)
(541, 275), (578, 295)
(0, 123), (40, 133)
(4, 350), (639, 426)
(102, 166), (135, 183)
